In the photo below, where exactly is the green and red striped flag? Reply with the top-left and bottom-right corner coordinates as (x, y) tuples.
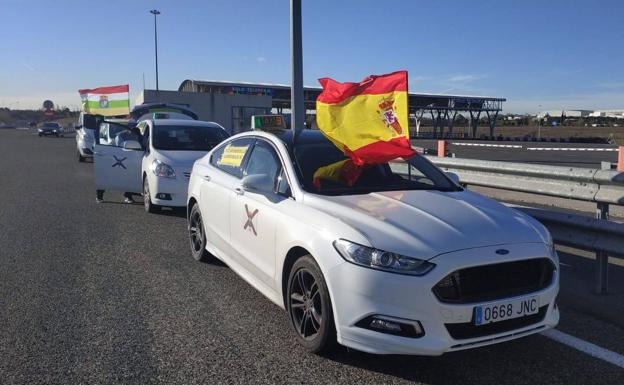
(78, 84), (130, 116)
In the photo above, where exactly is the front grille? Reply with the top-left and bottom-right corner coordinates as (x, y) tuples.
(183, 172), (191, 178)
(432, 258), (555, 304)
(445, 305), (548, 340)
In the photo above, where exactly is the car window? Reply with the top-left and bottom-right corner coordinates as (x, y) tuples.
(244, 141), (281, 181)
(243, 140), (289, 196)
(97, 122), (140, 148)
(276, 168), (291, 196)
(210, 137), (255, 178)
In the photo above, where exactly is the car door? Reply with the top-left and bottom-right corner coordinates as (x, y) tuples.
(229, 139), (289, 288)
(94, 121), (143, 194)
(199, 137), (255, 258)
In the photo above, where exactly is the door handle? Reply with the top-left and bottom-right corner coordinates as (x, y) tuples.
(234, 187), (244, 196)
(202, 175), (211, 182)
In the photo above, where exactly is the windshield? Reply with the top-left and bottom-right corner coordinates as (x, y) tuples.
(43, 123), (60, 128)
(152, 124), (229, 151)
(293, 140), (461, 195)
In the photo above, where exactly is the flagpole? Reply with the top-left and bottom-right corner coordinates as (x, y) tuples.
(290, 0), (304, 143)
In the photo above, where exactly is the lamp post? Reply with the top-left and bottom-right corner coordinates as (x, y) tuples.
(150, 9), (161, 91)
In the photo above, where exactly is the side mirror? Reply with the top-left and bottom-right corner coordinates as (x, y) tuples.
(74, 125), (82, 130)
(447, 172), (460, 185)
(123, 140), (143, 151)
(242, 174), (273, 194)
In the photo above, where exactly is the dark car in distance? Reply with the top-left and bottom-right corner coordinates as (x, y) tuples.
(38, 122), (64, 137)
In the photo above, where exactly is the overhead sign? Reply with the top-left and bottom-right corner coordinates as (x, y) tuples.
(227, 86), (273, 96)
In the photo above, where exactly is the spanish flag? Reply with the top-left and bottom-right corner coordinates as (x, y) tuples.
(316, 71), (415, 165)
(313, 159), (365, 189)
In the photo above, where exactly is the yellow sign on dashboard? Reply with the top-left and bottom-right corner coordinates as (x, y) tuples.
(218, 145), (249, 167)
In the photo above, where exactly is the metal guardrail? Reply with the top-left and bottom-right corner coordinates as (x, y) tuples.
(427, 157), (624, 205)
(426, 156), (624, 294)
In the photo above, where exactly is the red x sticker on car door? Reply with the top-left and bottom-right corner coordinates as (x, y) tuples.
(244, 204), (259, 236)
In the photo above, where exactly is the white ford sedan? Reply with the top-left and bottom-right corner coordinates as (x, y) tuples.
(187, 129), (559, 355)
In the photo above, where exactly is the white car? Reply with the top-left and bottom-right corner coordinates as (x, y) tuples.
(75, 112), (99, 162)
(94, 119), (229, 211)
(186, 129), (559, 355)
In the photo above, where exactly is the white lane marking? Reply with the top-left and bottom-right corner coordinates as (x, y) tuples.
(542, 328), (624, 369)
(527, 147), (618, 151)
(451, 143), (523, 148)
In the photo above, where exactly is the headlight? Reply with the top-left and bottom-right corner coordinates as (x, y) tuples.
(151, 159), (176, 178)
(333, 239), (435, 276)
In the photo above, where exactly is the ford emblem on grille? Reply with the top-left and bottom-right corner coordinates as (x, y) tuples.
(495, 249), (509, 255)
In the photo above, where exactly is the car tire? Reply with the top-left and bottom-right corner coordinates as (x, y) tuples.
(38, 133), (42, 137)
(188, 204), (213, 263)
(143, 178), (160, 213)
(77, 150), (85, 162)
(287, 255), (337, 354)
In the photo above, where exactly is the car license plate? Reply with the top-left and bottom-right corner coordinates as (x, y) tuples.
(474, 296), (539, 325)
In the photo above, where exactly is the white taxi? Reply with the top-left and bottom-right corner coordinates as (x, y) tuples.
(186, 129), (559, 355)
(94, 119), (229, 211)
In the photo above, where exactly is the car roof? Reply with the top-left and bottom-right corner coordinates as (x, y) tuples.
(151, 119), (225, 128)
(231, 129), (329, 150)
(276, 129), (329, 149)
(130, 103), (198, 120)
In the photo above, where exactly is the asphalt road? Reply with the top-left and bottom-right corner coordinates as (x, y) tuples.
(1, 129), (623, 384)
(412, 139), (619, 168)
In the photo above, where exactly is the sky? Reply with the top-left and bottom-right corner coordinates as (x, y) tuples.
(1, 0), (623, 114)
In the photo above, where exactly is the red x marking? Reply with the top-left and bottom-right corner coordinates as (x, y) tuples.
(244, 204), (259, 236)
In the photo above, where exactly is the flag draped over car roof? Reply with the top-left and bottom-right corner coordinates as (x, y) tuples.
(78, 84), (130, 116)
(316, 71), (416, 165)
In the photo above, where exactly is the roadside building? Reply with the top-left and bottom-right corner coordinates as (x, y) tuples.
(135, 80), (505, 137)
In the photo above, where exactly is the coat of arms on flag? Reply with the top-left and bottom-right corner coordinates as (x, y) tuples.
(98, 95), (109, 108)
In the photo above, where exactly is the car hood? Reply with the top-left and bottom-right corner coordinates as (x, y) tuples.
(154, 150), (208, 169)
(304, 189), (549, 259)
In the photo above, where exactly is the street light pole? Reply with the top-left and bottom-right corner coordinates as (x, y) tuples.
(150, 9), (161, 91)
(290, 0), (304, 141)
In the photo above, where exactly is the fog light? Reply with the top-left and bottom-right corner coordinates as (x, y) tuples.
(370, 318), (402, 332)
(156, 193), (172, 200)
(355, 315), (424, 338)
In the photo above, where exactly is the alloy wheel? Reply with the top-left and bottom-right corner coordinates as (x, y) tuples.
(289, 268), (323, 340)
(189, 210), (203, 253)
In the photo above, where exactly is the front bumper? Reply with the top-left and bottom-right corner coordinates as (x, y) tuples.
(326, 243), (559, 355)
(77, 137), (94, 157)
(149, 173), (191, 207)
(39, 130), (60, 136)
